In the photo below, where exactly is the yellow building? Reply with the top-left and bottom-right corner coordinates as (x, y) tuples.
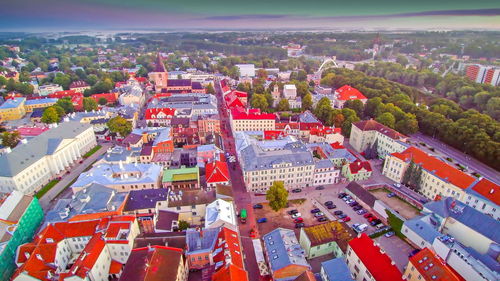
(0, 97), (26, 121)
(24, 98), (58, 112)
(382, 146), (475, 201)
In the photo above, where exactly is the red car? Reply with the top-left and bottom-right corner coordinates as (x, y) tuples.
(343, 216), (351, 222)
(364, 213), (373, 219)
(294, 218), (304, 223)
(368, 217), (378, 222)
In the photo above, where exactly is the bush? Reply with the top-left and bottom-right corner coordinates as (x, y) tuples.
(385, 210), (406, 239)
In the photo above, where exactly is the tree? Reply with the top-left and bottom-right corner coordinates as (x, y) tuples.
(266, 181), (289, 211)
(107, 116), (132, 137)
(297, 70), (307, 81)
(376, 112), (396, 128)
(364, 139), (378, 159)
(83, 97), (98, 111)
(98, 97), (108, 105)
(53, 105), (66, 119)
(41, 107), (60, 124)
(485, 97), (500, 120)
(314, 97), (333, 124)
(56, 98), (75, 113)
(396, 55), (409, 66)
(206, 83), (215, 95)
(53, 73), (72, 90)
(178, 220), (190, 231)
(2, 131), (20, 148)
(250, 94), (269, 112)
(340, 108), (360, 136)
(401, 160), (415, 187)
(277, 99), (290, 111)
(364, 97), (382, 118)
(302, 92), (313, 111)
(344, 100), (365, 118)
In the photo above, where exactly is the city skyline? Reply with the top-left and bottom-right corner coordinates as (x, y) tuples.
(1, 0), (499, 31)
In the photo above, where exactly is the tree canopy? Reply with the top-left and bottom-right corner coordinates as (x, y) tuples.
(266, 181), (289, 212)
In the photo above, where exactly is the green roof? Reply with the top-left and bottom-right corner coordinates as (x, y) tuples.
(162, 166), (199, 183)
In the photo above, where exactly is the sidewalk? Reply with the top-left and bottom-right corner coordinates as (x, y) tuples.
(39, 144), (111, 210)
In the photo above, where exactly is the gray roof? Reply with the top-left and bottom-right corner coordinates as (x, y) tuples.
(315, 159), (335, 169)
(0, 121), (92, 177)
(240, 141), (314, 172)
(321, 258), (354, 281)
(263, 228), (309, 273)
(345, 182), (376, 207)
(124, 188), (168, 211)
(186, 228), (219, 254)
(403, 216), (441, 243)
(45, 183), (127, 223)
(424, 197), (500, 244)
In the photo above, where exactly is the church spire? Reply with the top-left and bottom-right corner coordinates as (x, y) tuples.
(154, 52), (167, 72)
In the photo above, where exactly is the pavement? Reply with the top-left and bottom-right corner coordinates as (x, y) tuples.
(411, 133), (499, 183)
(39, 143), (111, 210)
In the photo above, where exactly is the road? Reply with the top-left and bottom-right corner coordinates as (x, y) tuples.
(39, 143), (111, 210)
(411, 133), (499, 183)
(215, 80), (261, 280)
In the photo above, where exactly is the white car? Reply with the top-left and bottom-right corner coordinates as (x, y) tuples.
(291, 213), (302, 219)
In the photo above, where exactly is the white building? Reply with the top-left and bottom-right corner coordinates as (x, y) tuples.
(235, 64), (256, 77)
(205, 199), (237, 230)
(38, 83), (63, 96)
(0, 121), (96, 195)
(283, 84), (297, 99)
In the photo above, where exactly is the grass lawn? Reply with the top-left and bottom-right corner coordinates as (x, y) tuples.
(386, 210), (406, 239)
(35, 179), (60, 199)
(83, 145), (102, 158)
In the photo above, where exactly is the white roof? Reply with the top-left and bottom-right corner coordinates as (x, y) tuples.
(204, 199), (236, 228)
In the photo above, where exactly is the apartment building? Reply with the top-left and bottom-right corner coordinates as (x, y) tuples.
(24, 98), (58, 112)
(230, 109), (276, 132)
(240, 141), (314, 192)
(0, 121), (96, 194)
(403, 248), (464, 281)
(463, 178), (500, 220)
(350, 119), (408, 159)
(0, 97), (26, 121)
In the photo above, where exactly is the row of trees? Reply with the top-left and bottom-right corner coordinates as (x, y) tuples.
(321, 68), (499, 170)
(41, 97), (99, 124)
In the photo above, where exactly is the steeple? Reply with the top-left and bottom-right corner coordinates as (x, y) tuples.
(154, 52), (167, 73)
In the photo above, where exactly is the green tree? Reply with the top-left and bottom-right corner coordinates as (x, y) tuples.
(107, 116), (132, 137)
(297, 70), (307, 81)
(41, 107), (60, 124)
(314, 97), (333, 124)
(56, 98), (75, 113)
(53, 73), (72, 90)
(364, 97), (382, 118)
(485, 97), (500, 120)
(302, 92), (313, 111)
(340, 108), (360, 136)
(98, 97), (108, 105)
(277, 99), (290, 111)
(206, 83), (215, 95)
(1, 131), (21, 148)
(376, 112), (396, 128)
(250, 93), (269, 112)
(178, 220), (190, 231)
(344, 100), (365, 118)
(396, 55), (409, 66)
(83, 97), (98, 111)
(266, 181), (289, 212)
(401, 160), (415, 187)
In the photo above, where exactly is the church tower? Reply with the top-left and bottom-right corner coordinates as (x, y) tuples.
(148, 53), (169, 93)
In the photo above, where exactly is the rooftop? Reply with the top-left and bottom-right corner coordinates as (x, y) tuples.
(353, 119), (406, 140)
(468, 178), (500, 206)
(0, 97), (25, 109)
(124, 188), (168, 212)
(205, 199), (237, 229)
(262, 228), (310, 272)
(302, 221), (353, 249)
(348, 233), (403, 281)
(186, 227), (219, 254)
(321, 258), (354, 281)
(119, 246), (183, 281)
(403, 215), (441, 244)
(162, 166), (199, 182)
(410, 248), (465, 281)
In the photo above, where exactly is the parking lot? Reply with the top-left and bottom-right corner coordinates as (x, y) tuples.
(370, 188), (421, 220)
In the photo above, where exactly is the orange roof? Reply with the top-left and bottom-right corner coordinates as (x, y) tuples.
(335, 85), (367, 101)
(470, 178), (500, 205)
(409, 248), (465, 281)
(206, 160), (230, 184)
(109, 260), (123, 274)
(69, 233), (107, 278)
(213, 227), (244, 269)
(392, 147), (475, 190)
(104, 222), (130, 238)
(212, 263), (249, 281)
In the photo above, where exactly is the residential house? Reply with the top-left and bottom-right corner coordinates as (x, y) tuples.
(69, 80), (90, 93)
(262, 228), (310, 281)
(206, 160), (230, 188)
(205, 199), (237, 230)
(342, 161), (372, 181)
(333, 85), (367, 109)
(463, 178), (500, 220)
(145, 107), (176, 126)
(346, 233), (403, 281)
(299, 221), (354, 259)
(230, 109), (276, 132)
(185, 227), (219, 269)
(39, 84), (63, 96)
(158, 190), (216, 226)
(123, 188), (168, 215)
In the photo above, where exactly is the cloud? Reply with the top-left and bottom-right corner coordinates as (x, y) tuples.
(203, 14), (289, 21)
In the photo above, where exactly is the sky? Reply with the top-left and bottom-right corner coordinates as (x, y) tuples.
(1, 0), (499, 31)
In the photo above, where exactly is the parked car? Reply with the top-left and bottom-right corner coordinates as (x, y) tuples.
(294, 218), (304, 223)
(354, 223), (368, 232)
(338, 193), (347, 198)
(257, 218), (267, 223)
(337, 214), (347, 219)
(348, 201), (359, 207)
(368, 217), (378, 222)
(353, 205), (362, 211)
(333, 210), (343, 215)
(370, 219), (382, 226)
(393, 183), (401, 188)
(291, 213), (302, 219)
(364, 213), (374, 218)
(352, 223), (361, 229)
(314, 212), (325, 217)
(310, 208), (321, 213)
(253, 204), (263, 209)
(387, 192), (396, 198)
(295, 223), (305, 228)
(317, 217), (328, 222)
(287, 209), (299, 215)
(357, 209), (367, 215)
(343, 216), (351, 222)
(343, 196), (352, 202)
(315, 186), (325, 190)
(291, 188), (302, 193)
(327, 204), (337, 209)
(325, 201), (334, 205)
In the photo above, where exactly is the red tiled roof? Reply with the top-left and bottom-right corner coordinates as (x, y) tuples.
(348, 161), (372, 174)
(91, 92), (118, 103)
(264, 130), (288, 140)
(300, 122), (323, 131)
(109, 260), (123, 275)
(145, 107), (176, 120)
(409, 248), (465, 281)
(330, 142), (345, 149)
(391, 147), (475, 190)
(348, 234), (403, 281)
(309, 126), (341, 136)
(206, 160), (230, 184)
(231, 109), (276, 120)
(353, 119), (405, 140)
(470, 178), (500, 205)
(335, 85), (367, 101)
(69, 233), (106, 279)
(212, 263), (249, 281)
(275, 122), (300, 130)
(69, 80), (89, 88)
